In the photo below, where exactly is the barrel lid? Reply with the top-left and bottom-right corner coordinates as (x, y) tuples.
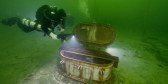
(73, 23), (116, 47)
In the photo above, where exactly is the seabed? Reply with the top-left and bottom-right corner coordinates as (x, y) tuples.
(0, 23), (168, 84)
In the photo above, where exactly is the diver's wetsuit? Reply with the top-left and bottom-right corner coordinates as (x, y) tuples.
(1, 5), (66, 37)
(35, 5), (66, 36)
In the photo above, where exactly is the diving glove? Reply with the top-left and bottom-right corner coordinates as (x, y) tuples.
(59, 29), (65, 32)
(49, 32), (58, 40)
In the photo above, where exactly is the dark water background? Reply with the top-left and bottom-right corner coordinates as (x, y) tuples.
(0, 0), (168, 40)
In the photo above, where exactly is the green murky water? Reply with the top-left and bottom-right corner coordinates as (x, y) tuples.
(0, 0), (168, 84)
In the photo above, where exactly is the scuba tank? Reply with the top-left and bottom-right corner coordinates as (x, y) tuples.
(21, 18), (58, 40)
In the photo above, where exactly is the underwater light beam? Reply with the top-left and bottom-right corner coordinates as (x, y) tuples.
(106, 48), (125, 58)
(67, 35), (81, 47)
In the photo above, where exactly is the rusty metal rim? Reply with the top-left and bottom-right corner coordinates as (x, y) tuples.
(61, 50), (117, 62)
(60, 54), (114, 67)
(59, 47), (119, 61)
(60, 51), (114, 66)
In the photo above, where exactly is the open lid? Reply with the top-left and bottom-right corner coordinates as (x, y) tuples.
(73, 23), (116, 47)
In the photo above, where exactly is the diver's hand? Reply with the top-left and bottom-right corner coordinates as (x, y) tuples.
(49, 32), (58, 40)
(59, 29), (65, 32)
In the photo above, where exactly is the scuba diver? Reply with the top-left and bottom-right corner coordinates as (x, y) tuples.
(1, 5), (67, 40)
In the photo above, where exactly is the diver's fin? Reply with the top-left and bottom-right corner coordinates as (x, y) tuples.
(1, 16), (20, 26)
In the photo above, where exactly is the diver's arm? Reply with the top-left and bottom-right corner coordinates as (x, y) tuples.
(58, 26), (65, 32)
(58, 20), (66, 32)
(41, 25), (59, 40)
(41, 27), (59, 40)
